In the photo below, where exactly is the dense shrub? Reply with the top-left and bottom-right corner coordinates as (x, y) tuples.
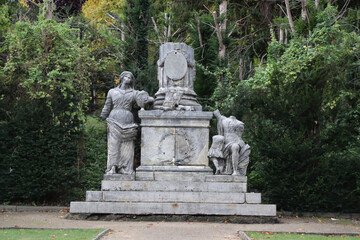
(0, 14), (94, 203)
(213, 5), (360, 212)
(79, 116), (107, 193)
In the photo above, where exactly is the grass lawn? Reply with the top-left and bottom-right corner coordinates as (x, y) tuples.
(0, 228), (106, 240)
(246, 232), (360, 240)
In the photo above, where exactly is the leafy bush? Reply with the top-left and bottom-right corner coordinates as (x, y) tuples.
(0, 13), (94, 203)
(213, 5), (360, 212)
(79, 116), (107, 192)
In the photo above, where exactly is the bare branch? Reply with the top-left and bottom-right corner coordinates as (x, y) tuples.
(336, 0), (350, 20)
(151, 17), (162, 44)
(277, 4), (287, 16)
(26, 0), (40, 7)
(203, 4), (212, 14)
(104, 19), (124, 35)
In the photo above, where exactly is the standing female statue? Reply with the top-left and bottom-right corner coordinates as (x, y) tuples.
(100, 71), (154, 175)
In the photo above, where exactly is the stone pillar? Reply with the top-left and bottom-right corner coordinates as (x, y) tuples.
(154, 43), (202, 111)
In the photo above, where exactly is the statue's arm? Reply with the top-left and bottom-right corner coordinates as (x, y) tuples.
(135, 90), (154, 109)
(100, 90), (112, 120)
(214, 109), (224, 136)
(214, 109), (221, 121)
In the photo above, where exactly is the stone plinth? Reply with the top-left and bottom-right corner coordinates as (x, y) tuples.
(153, 43), (201, 110)
(139, 110), (213, 166)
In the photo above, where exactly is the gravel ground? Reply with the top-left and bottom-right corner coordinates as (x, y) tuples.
(1, 210), (359, 240)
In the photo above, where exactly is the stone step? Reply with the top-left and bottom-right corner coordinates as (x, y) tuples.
(101, 180), (247, 192)
(70, 201), (276, 216)
(86, 191), (258, 204)
(135, 170), (213, 181)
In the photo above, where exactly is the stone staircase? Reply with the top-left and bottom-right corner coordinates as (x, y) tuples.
(70, 166), (276, 218)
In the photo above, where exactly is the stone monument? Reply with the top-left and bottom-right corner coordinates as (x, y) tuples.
(69, 43), (277, 223)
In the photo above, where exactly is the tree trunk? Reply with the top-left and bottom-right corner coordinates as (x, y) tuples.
(315, 0), (319, 9)
(212, 11), (226, 60)
(284, 0), (296, 34)
(239, 58), (244, 81)
(213, 1), (227, 61)
(219, 1), (227, 35)
(301, 0), (307, 21)
(195, 14), (203, 47)
(121, 22), (126, 42)
(45, 0), (54, 20)
(279, 28), (284, 43)
(167, 13), (171, 42)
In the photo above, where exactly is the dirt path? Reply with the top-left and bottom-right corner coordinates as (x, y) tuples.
(1, 211), (359, 240)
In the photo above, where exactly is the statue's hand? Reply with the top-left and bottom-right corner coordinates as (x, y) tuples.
(213, 109), (221, 118)
(145, 97), (154, 104)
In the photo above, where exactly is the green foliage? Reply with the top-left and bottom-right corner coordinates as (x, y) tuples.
(2, 18), (92, 127)
(0, 13), (94, 203)
(124, 0), (156, 94)
(80, 116), (107, 191)
(0, 102), (82, 203)
(190, 12), (221, 101)
(214, 5), (360, 212)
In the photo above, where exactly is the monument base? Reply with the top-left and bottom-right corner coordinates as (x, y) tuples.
(66, 213), (278, 224)
(69, 169), (276, 221)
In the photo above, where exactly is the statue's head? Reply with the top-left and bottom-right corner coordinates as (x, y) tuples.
(119, 71), (135, 88)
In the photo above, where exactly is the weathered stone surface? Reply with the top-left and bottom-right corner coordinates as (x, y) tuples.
(139, 110), (213, 166)
(86, 191), (103, 202)
(86, 191), (245, 204)
(135, 171), (154, 181)
(136, 165), (213, 172)
(103, 174), (135, 181)
(101, 180), (247, 193)
(245, 193), (262, 204)
(135, 166), (213, 181)
(154, 43), (201, 110)
(205, 175), (247, 183)
(70, 202), (276, 216)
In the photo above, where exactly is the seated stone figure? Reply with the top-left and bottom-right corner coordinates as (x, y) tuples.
(209, 110), (251, 176)
(100, 71), (154, 175)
